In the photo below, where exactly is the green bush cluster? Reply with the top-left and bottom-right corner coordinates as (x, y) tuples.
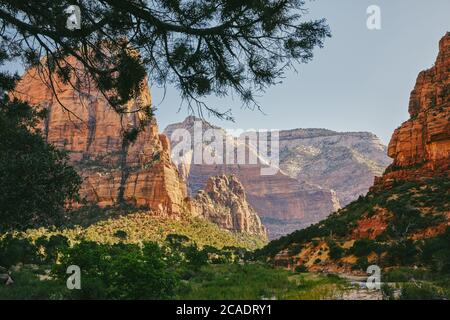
(0, 235), (40, 267)
(0, 97), (81, 232)
(327, 240), (344, 260)
(399, 283), (445, 300)
(0, 232), (254, 299)
(53, 241), (180, 299)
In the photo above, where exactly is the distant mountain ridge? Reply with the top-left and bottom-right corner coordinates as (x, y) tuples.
(164, 116), (390, 239)
(278, 127), (390, 206)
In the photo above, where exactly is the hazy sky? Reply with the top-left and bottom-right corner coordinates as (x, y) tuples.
(152, 0), (450, 144)
(4, 1), (450, 144)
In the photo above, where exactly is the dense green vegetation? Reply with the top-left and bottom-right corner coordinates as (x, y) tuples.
(0, 233), (232, 299)
(0, 96), (81, 232)
(382, 267), (450, 300)
(0, 234), (346, 300)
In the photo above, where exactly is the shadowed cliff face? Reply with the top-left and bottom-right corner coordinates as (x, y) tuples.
(374, 32), (450, 188)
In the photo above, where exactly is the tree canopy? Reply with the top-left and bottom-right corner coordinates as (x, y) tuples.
(0, 67), (81, 231)
(0, 0), (330, 119)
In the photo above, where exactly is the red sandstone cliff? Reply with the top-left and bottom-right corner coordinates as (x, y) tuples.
(12, 58), (189, 217)
(374, 32), (450, 188)
(12, 57), (268, 237)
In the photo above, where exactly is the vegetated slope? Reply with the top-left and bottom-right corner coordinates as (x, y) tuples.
(19, 207), (267, 250)
(256, 32), (450, 277)
(256, 177), (449, 274)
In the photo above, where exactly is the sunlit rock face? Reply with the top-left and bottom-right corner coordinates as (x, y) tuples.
(12, 58), (269, 237)
(13, 57), (188, 217)
(193, 175), (268, 239)
(374, 32), (450, 189)
(278, 129), (390, 206)
(164, 117), (389, 239)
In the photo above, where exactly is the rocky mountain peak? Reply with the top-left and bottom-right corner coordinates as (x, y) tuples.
(164, 116), (389, 239)
(204, 175), (246, 199)
(374, 32), (450, 189)
(193, 175), (267, 239)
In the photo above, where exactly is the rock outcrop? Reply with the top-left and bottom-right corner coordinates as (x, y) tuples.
(12, 57), (269, 238)
(193, 175), (267, 239)
(13, 57), (189, 217)
(164, 117), (342, 239)
(374, 32), (450, 189)
(164, 117), (389, 239)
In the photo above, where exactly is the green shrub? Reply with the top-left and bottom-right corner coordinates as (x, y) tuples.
(385, 240), (418, 266)
(399, 283), (445, 300)
(35, 235), (69, 264)
(53, 241), (180, 299)
(421, 228), (450, 274)
(295, 265), (308, 273)
(0, 235), (40, 267)
(113, 230), (128, 240)
(0, 97), (81, 232)
(327, 240), (344, 260)
(352, 257), (369, 271)
(350, 238), (376, 257)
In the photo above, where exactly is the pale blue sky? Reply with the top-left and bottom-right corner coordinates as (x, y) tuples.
(152, 0), (450, 144)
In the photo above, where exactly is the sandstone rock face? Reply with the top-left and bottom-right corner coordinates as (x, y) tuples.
(164, 117), (342, 239)
(374, 32), (450, 188)
(12, 59), (268, 237)
(164, 117), (388, 239)
(193, 175), (267, 239)
(13, 58), (189, 217)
